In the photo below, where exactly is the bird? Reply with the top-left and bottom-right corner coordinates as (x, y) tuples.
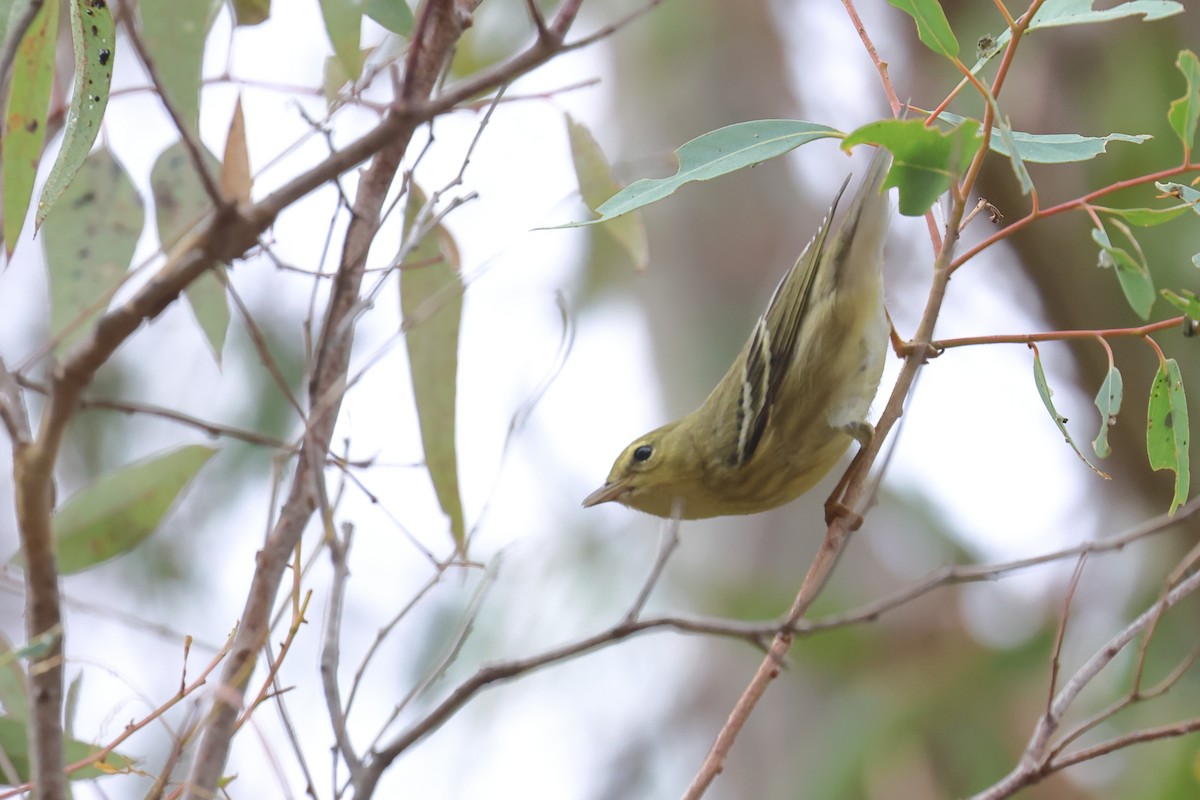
(582, 145), (893, 520)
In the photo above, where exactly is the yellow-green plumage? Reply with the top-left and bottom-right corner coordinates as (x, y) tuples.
(583, 147), (893, 519)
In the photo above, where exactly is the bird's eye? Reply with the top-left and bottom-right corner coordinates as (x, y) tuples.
(633, 445), (653, 463)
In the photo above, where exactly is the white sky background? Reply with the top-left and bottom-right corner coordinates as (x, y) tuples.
(0, 2), (1164, 798)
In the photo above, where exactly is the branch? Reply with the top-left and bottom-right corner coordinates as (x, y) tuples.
(970, 567), (1200, 800)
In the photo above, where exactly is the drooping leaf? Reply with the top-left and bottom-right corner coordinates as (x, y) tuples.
(401, 189), (467, 555)
(1031, 345), (1110, 477)
(0, 714), (133, 780)
(937, 112), (1151, 163)
(570, 120), (841, 225)
(1092, 225), (1155, 319)
(34, 0), (117, 230)
(151, 141), (230, 361)
(320, 0), (364, 81)
(886, 0), (959, 59)
(2, 0), (59, 258)
(565, 113), (648, 272)
(1168, 50), (1200, 154)
(11, 445), (218, 574)
(1147, 358), (1190, 515)
(365, 0), (412, 34)
(843, 117), (981, 216)
(993, 111), (1032, 194)
(220, 97), (253, 204)
(1092, 366), (1123, 458)
(138, 0), (218, 135)
(41, 148), (144, 353)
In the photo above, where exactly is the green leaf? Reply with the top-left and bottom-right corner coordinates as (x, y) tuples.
(231, 0), (270, 25)
(34, 0), (117, 230)
(1095, 204), (1191, 227)
(0, 713), (133, 781)
(0, 632), (31, 722)
(401, 189), (467, 555)
(150, 141), (230, 361)
(843, 117), (981, 216)
(971, 0), (1184, 72)
(1031, 345), (1110, 478)
(1092, 225), (1155, 319)
(565, 113), (648, 272)
(2, 0), (59, 258)
(41, 148), (144, 353)
(886, 0), (958, 58)
(1155, 180), (1200, 212)
(571, 120), (841, 225)
(1029, 0), (1184, 30)
(138, 0), (218, 136)
(938, 112), (1151, 163)
(1161, 288), (1200, 320)
(993, 112), (1032, 194)
(1168, 50), (1200, 154)
(1092, 366), (1123, 458)
(14, 445), (218, 575)
(1147, 358), (1190, 515)
(320, 0), (364, 81)
(365, 0), (412, 34)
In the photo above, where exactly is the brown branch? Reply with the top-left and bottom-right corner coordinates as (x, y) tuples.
(122, 11), (227, 210)
(970, 567), (1200, 800)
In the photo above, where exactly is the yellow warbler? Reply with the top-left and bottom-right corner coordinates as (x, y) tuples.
(582, 146), (893, 519)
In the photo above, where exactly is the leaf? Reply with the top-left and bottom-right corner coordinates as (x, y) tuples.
(1147, 358), (1190, 515)
(41, 148), (144, 353)
(843, 117), (981, 216)
(937, 112), (1151, 163)
(1092, 366), (1123, 458)
(971, 0), (1184, 72)
(138, 0), (218, 135)
(34, 0), (117, 230)
(886, 0), (959, 59)
(1155, 180), (1200, 211)
(569, 120), (841, 225)
(151, 141), (230, 361)
(365, 0), (412, 34)
(220, 97), (253, 204)
(1095, 204), (1191, 227)
(993, 112), (1032, 194)
(1092, 225), (1155, 319)
(0, 632), (30, 722)
(401, 189), (467, 555)
(1168, 50), (1200, 154)
(1031, 345), (1110, 478)
(11, 445), (218, 575)
(320, 0), (364, 81)
(0, 714), (133, 781)
(1162, 288), (1200, 320)
(231, 0), (270, 25)
(565, 113), (648, 272)
(2, 0), (59, 258)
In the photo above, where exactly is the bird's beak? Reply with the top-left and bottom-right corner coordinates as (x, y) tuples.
(582, 479), (630, 509)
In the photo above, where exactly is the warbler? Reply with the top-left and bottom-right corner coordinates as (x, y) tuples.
(582, 145), (893, 519)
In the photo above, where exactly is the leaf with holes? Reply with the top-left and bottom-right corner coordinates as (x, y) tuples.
(1032, 345), (1109, 478)
(35, 0), (117, 230)
(1147, 359), (1190, 514)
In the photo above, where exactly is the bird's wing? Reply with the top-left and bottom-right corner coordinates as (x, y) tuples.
(731, 176), (851, 466)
